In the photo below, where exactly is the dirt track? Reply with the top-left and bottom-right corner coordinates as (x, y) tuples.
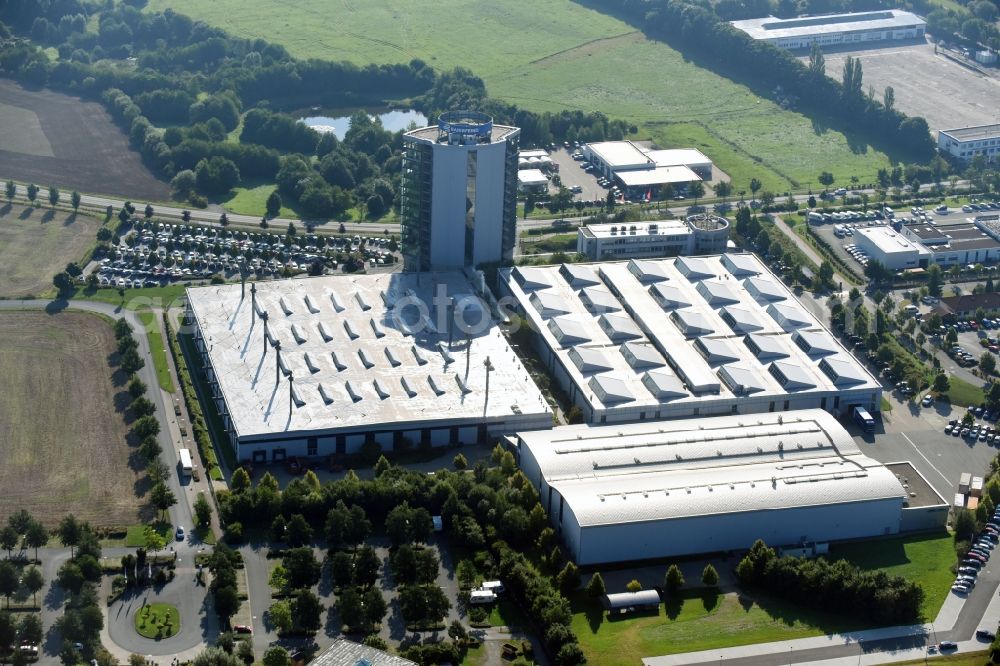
(0, 80), (171, 201)
(0, 311), (146, 527)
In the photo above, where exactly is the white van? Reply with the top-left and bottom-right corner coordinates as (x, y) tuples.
(481, 580), (505, 594)
(904, 304), (919, 316)
(470, 590), (497, 604)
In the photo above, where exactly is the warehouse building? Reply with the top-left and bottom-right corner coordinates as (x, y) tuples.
(515, 410), (908, 565)
(576, 215), (730, 260)
(938, 124), (1000, 162)
(853, 227), (931, 270)
(186, 273), (551, 463)
(401, 111), (520, 271)
(731, 10), (926, 50)
(581, 141), (712, 200)
(499, 254), (882, 425)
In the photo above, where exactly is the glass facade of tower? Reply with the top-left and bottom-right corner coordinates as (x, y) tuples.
(502, 134), (520, 264)
(400, 138), (432, 272)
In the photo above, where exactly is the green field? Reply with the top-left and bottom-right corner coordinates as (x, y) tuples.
(943, 375), (986, 408)
(828, 532), (956, 620)
(136, 309), (175, 393)
(222, 183), (298, 219)
(134, 602), (180, 639)
(571, 589), (858, 664)
(146, 0), (895, 193)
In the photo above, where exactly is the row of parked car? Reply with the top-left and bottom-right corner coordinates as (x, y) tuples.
(962, 201), (1000, 213)
(843, 244), (870, 267)
(944, 418), (1000, 442)
(952, 512), (1000, 595)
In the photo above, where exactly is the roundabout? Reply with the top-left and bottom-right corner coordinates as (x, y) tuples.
(134, 603), (180, 640)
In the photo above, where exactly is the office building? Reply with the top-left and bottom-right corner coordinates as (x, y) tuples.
(576, 215), (730, 260)
(581, 142), (711, 200)
(401, 111), (520, 271)
(938, 124), (1000, 162)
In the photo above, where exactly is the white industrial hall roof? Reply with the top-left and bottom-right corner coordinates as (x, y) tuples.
(500, 254), (880, 418)
(731, 10), (926, 41)
(517, 409), (905, 528)
(186, 273), (550, 440)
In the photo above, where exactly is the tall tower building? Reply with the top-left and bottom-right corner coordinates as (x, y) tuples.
(401, 111), (520, 271)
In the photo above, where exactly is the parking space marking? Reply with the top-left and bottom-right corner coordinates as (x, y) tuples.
(901, 432), (952, 486)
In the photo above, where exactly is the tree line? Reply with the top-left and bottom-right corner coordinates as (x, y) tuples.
(736, 540), (923, 624)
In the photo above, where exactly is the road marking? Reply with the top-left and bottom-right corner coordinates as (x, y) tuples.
(901, 432), (952, 486)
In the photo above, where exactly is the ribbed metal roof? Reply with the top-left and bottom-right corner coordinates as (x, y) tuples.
(520, 410), (904, 527)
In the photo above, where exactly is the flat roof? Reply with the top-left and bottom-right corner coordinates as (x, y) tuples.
(501, 255), (880, 416)
(940, 124), (1000, 142)
(404, 123), (518, 145)
(585, 141), (652, 169)
(644, 148), (713, 167)
(580, 220), (691, 240)
(313, 638), (417, 666)
(884, 462), (949, 509)
(910, 223), (1000, 252)
(187, 273), (550, 440)
(518, 410), (905, 528)
(616, 165), (701, 187)
(731, 10), (924, 41)
(856, 227), (925, 255)
(517, 169), (548, 185)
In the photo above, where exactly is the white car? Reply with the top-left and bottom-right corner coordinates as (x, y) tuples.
(922, 395), (934, 407)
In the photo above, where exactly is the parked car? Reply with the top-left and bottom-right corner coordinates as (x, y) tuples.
(233, 624), (252, 634)
(977, 629), (997, 641)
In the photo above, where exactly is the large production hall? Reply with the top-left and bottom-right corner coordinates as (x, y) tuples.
(500, 254), (882, 424)
(515, 409), (944, 565)
(186, 272), (551, 463)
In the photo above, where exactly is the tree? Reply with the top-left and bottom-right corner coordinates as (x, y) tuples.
(954, 508), (976, 541)
(230, 467), (251, 493)
(688, 181), (705, 204)
(284, 514), (312, 547)
(927, 263), (943, 298)
(262, 646), (290, 666)
(48, 186), (60, 208)
(354, 546), (381, 589)
(749, 178), (762, 200)
(0, 561), (16, 607)
(26, 183), (38, 204)
(59, 515), (81, 557)
(56, 561), (84, 595)
(714, 181), (732, 202)
(664, 564), (685, 596)
(191, 647), (243, 666)
(53, 272), (73, 293)
(70, 190), (81, 211)
(808, 42), (825, 75)
(982, 353), (997, 375)
(336, 587), (364, 630)
(556, 643), (587, 666)
(0, 528), (16, 559)
(701, 564), (719, 587)
(448, 619), (468, 642)
(453, 453), (468, 470)
(291, 589), (322, 632)
(22, 567), (43, 606)
(625, 579), (642, 592)
(143, 525), (166, 555)
(150, 482), (177, 519)
(130, 396), (156, 418)
(586, 572), (606, 599)
(4, 180), (14, 202)
(283, 548), (321, 590)
(818, 261), (834, 287)
(171, 170), (197, 195)
(362, 587), (387, 628)
(195, 157), (241, 194)
(17, 613), (42, 645)
(194, 493), (212, 527)
(213, 585), (240, 622)
(268, 600), (292, 634)
(24, 521), (47, 562)
(266, 191), (282, 218)
(557, 561), (581, 595)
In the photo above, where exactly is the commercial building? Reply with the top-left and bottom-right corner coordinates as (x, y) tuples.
(933, 292), (1000, 318)
(854, 227), (931, 270)
(515, 410), (908, 565)
(500, 254), (882, 425)
(185, 273), (551, 464)
(730, 10), (926, 50)
(576, 215), (730, 260)
(581, 141), (712, 200)
(901, 221), (1000, 266)
(517, 168), (549, 193)
(938, 124), (1000, 162)
(401, 111), (520, 271)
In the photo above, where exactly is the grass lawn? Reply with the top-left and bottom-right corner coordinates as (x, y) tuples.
(136, 309), (174, 392)
(143, 0), (894, 192)
(460, 643), (489, 666)
(0, 203), (101, 298)
(571, 588), (859, 664)
(488, 598), (531, 630)
(522, 232), (577, 254)
(827, 531), (956, 620)
(881, 396), (893, 411)
(125, 521), (173, 548)
(220, 183), (298, 219)
(134, 602), (180, 639)
(944, 375), (986, 408)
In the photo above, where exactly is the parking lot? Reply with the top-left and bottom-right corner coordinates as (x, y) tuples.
(818, 41), (1000, 132)
(91, 221), (400, 289)
(548, 144), (607, 203)
(810, 201), (1000, 272)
